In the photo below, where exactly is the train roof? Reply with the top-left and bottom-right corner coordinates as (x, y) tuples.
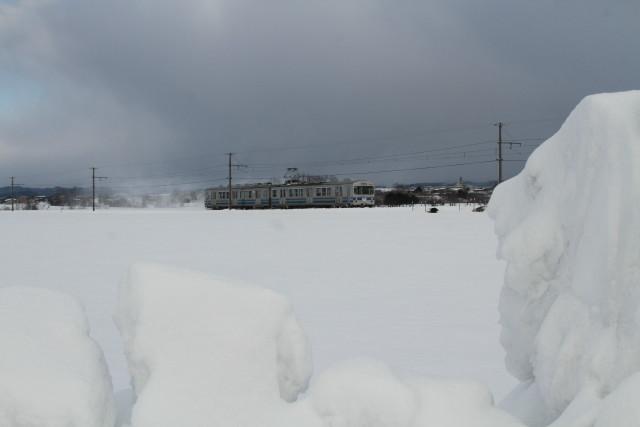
(205, 178), (374, 191)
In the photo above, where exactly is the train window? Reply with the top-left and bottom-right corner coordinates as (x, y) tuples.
(355, 186), (374, 195)
(313, 187), (331, 196)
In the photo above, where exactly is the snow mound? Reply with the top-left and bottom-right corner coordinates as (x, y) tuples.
(489, 90), (640, 423)
(311, 359), (523, 427)
(117, 264), (522, 427)
(115, 263), (313, 427)
(0, 287), (115, 427)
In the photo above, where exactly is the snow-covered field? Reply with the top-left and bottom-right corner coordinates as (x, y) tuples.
(4, 91), (640, 427)
(0, 205), (513, 401)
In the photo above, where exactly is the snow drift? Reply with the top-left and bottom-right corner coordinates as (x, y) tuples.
(116, 263), (522, 427)
(0, 287), (115, 427)
(489, 90), (640, 426)
(310, 359), (523, 427)
(115, 263), (314, 427)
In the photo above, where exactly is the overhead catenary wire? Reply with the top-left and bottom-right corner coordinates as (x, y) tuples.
(95, 159), (501, 191)
(8, 116), (554, 190)
(105, 177), (229, 190)
(16, 141), (541, 189)
(17, 147), (539, 190)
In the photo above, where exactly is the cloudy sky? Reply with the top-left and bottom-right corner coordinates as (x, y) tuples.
(1, 0), (639, 189)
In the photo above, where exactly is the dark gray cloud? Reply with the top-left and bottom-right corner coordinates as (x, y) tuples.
(1, 0), (639, 189)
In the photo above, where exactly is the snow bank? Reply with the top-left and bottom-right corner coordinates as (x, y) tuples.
(115, 263), (314, 427)
(311, 359), (523, 427)
(0, 287), (115, 427)
(489, 90), (640, 424)
(117, 263), (521, 426)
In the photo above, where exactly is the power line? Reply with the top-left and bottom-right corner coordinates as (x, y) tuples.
(107, 164), (228, 181)
(246, 140), (498, 169)
(237, 160), (497, 180)
(281, 160), (497, 179)
(103, 159), (498, 190)
(9, 129), (549, 190)
(106, 177), (228, 190)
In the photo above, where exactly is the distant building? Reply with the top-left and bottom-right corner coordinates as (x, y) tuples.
(404, 177), (492, 206)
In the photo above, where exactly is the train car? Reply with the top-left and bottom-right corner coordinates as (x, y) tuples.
(205, 175), (375, 210)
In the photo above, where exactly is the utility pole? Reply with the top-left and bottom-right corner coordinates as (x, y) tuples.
(226, 153), (247, 210)
(10, 176), (22, 212)
(494, 122), (504, 184)
(227, 153), (233, 210)
(90, 167), (108, 211)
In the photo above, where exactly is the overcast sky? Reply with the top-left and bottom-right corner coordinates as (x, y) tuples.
(1, 0), (639, 189)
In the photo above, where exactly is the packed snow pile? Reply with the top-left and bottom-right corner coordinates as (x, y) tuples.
(0, 287), (115, 427)
(489, 90), (640, 426)
(116, 263), (522, 427)
(310, 359), (523, 427)
(116, 263), (314, 427)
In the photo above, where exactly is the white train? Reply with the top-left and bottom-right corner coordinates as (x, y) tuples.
(205, 172), (375, 209)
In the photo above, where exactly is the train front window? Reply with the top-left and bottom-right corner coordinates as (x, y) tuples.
(354, 186), (374, 195)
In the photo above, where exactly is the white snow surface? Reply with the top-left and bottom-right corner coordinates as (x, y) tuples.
(489, 90), (640, 425)
(117, 263), (522, 427)
(0, 205), (512, 401)
(0, 287), (115, 427)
